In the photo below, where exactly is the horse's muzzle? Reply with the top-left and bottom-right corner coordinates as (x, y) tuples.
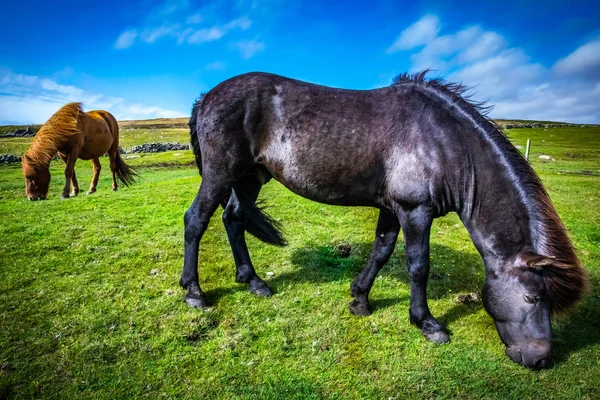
(506, 340), (551, 370)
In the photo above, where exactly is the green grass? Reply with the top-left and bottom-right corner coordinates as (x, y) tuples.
(0, 126), (599, 399)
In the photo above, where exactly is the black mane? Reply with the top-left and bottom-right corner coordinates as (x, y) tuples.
(393, 70), (588, 313)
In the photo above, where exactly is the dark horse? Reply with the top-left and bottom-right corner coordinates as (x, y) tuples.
(182, 72), (588, 369)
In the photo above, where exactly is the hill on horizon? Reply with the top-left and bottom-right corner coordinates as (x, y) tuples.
(1, 117), (595, 136)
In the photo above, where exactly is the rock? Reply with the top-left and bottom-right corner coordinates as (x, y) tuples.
(455, 292), (480, 305)
(334, 243), (352, 258)
(0, 154), (21, 164)
(130, 142), (190, 153)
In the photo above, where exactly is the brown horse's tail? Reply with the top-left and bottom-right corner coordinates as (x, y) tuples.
(114, 152), (138, 187)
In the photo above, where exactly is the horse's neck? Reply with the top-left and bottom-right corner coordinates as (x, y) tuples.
(459, 165), (534, 266)
(28, 131), (57, 167)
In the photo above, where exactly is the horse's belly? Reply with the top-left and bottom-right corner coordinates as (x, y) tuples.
(265, 161), (383, 207)
(79, 134), (113, 159)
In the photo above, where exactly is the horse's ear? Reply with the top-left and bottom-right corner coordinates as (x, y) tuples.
(516, 251), (556, 270)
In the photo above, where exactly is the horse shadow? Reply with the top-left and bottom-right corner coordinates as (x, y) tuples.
(550, 293), (600, 365)
(263, 241), (486, 327)
(202, 240), (600, 364)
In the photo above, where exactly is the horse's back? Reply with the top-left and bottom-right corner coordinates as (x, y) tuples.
(77, 110), (119, 159)
(197, 73), (475, 211)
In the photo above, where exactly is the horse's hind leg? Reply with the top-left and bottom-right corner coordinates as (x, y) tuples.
(181, 178), (231, 308)
(349, 209), (399, 316)
(223, 176), (272, 296)
(108, 151), (118, 191)
(398, 206), (449, 344)
(87, 158), (101, 194)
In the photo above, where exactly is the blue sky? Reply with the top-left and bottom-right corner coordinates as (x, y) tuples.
(1, 0), (599, 124)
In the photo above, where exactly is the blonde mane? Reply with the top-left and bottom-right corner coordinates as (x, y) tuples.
(24, 102), (83, 167)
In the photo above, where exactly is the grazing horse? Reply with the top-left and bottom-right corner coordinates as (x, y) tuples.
(21, 102), (136, 200)
(182, 72), (588, 369)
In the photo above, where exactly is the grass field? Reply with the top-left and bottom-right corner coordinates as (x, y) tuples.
(0, 125), (599, 399)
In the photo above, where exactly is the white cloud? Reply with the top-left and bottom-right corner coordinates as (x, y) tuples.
(114, 9), (254, 48)
(115, 29), (138, 49)
(387, 15), (440, 53)
(408, 25), (508, 72)
(186, 13), (203, 24)
(224, 16), (252, 31)
(0, 69), (185, 124)
(450, 49), (545, 100)
(235, 39), (265, 59)
(187, 27), (226, 44)
(141, 25), (181, 43)
(386, 15), (600, 123)
(553, 39), (600, 80)
(205, 61), (227, 71)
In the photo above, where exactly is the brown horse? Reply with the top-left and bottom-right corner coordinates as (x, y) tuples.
(21, 102), (136, 200)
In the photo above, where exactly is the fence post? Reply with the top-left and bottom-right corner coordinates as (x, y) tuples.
(525, 139), (531, 160)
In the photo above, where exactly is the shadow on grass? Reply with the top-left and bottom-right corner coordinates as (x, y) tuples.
(198, 240), (600, 365)
(551, 281), (600, 365)
(260, 241), (486, 325)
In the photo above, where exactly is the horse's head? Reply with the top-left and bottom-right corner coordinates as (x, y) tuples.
(22, 155), (50, 200)
(482, 252), (557, 369)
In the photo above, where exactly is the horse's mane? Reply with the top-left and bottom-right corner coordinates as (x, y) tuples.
(25, 102), (83, 166)
(392, 71), (588, 313)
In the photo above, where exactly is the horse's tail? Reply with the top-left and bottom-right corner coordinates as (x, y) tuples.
(189, 95), (203, 175)
(114, 152), (138, 187)
(189, 94), (286, 246)
(236, 190), (287, 247)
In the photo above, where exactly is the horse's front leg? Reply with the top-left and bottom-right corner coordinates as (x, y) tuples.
(222, 177), (272, 297)
(350, 209), (399, 316)
(398, 205), (449, 343)
(58, 152), (79, 196)
(61, 149), (79, 199)
(181, 179), (230, 308)
(87, 158), (101, 194)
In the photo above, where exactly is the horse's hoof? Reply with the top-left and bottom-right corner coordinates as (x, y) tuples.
(349, 299), (371, 316)
(185, 293), (209, 309)
(112, 187), (118, 191)
(87, 190), (96, 195)
(249, 282), (273, 297)
(61, 194), (70, 199)
(423, 330), (450, 344)
(71, 192), (79, 197)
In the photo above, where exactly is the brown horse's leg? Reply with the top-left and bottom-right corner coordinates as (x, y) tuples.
(349, 209), (400, 316)
(108, 151), (118, 191)
(61, 149), (79, 199)
(87, 158), (101, 194)
(59, 153), (79, 196)
(222, 176), (272, 296)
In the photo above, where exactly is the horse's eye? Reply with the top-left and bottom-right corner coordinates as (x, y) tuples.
(524, 294), (541, 304)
